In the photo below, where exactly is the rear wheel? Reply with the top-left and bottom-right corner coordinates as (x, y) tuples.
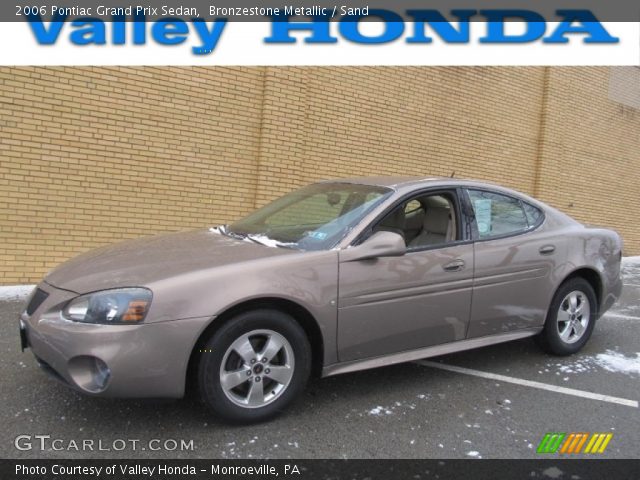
(537, 278), (597, 356)
(198, 309), (311, 423)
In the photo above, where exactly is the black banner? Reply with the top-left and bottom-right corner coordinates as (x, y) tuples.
(3, 459), (640, 480)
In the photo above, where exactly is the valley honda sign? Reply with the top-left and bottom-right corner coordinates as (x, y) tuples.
(1, 2), (638, 65)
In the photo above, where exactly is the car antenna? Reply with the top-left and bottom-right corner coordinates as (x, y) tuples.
(450, 171), (455, 178)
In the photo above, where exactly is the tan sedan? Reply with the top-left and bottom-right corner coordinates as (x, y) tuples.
(20, 177), (623, 423)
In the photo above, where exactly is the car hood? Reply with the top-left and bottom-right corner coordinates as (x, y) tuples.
(44, 229), (295, 294)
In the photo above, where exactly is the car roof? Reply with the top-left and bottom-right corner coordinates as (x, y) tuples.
(320, 176), (446, 188)
(320, 176), (501, 190)
(318, 176), (560, 212)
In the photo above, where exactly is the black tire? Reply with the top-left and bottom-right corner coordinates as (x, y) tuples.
(197, 309), (311, 424)
(536, 277), (597, 356)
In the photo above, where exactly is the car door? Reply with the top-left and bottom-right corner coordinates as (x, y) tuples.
(336, 189), (475, 362)
(464, 188), (559, 338)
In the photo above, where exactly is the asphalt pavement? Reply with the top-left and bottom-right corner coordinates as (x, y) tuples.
(1, 261), (639, 459)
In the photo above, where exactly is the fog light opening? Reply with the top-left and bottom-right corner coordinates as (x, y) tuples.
(67, 356), (111, 393)
(93, 358), (111, 390)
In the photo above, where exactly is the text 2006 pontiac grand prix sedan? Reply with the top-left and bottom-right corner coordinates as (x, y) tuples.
(20, 177), (622, 423)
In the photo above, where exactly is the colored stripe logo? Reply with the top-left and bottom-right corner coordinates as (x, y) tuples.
(537, 433), (566, 453)
(583, 433), (614, 454)
(537, 433), (613, 454)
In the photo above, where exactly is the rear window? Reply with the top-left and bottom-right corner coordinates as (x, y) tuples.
(523, 202), (544, 227)
(467, 189), (529, 239)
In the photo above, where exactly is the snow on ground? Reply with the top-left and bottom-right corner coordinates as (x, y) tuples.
(595, 350), (640, 375)
(622, 256), (640, 279)
(0, 285), (34, 302)
(368, 406), (393, 416)
(365, 398), (424, 417)
(549, 349), (640, 377)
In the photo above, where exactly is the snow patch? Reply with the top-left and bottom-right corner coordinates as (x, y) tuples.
(622, 256), (640, 280)
(550, 350), (640, 377)
(466, 451), (480, 457)
(595, 351), (640, 375)
(368, 406), (393, 416)
(557, 362), (594, 374)
(367, 399), (421, 416)
(245, 234), (283, 248)
(0, 285), (34, 302)
(622, 256), (640, 264)
(208, 227), (295, 249)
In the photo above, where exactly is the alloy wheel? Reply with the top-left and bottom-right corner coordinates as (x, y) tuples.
(556, 290), (590, 344)
(219, 329), (295, 408)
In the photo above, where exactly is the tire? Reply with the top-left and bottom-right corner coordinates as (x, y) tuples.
(536, 277), (597, 356)
(197, 309), (311, 424)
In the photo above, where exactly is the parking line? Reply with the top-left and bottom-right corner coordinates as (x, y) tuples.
(416, 360), (639, 408)
(602, 312), (640, 321)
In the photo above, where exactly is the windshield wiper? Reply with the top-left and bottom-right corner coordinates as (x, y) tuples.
(245, 234), (271, 246)
(218, 225), (247, 241)
(246, 234), (297, 249)
(219, 226), (294, 249)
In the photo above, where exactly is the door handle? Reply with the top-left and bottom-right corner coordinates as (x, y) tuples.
(443, 259), (465, 272)
(539, 245), (556, 255)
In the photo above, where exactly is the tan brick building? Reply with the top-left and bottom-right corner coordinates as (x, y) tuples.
(1, 66), (638, 284)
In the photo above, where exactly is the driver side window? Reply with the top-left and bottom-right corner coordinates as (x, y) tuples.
(374, 193), (458, 250)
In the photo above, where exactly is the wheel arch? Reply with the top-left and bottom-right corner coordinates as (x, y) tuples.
(559, 267), (603, 313)
(185, 297), (325, 395)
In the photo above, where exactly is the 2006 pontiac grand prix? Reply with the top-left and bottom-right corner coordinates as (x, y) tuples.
(20, 177), (623, 423)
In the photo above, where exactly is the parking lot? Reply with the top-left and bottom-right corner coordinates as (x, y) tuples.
(1, 260), (639, 459)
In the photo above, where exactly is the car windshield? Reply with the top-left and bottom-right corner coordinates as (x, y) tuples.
(226, 183), (392, 251)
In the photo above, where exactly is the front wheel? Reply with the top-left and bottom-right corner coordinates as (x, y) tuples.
(536, 278), (597, 356)
(197, 309), (311, 423)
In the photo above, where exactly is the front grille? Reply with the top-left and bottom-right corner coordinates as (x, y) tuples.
(26, 288), (48, 316)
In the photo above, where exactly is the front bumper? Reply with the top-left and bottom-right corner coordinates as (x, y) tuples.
(21, 282), (211, 398)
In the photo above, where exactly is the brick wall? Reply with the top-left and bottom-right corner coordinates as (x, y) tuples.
(0, 66), (638, 284)
(533, 67), (640, 240)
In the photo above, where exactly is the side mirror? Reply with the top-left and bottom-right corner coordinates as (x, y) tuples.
(340, 231), (406, 262)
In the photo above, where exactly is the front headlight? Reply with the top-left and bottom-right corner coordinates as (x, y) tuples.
(62, 288), (153, 324)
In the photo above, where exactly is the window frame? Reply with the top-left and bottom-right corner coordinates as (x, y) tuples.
(351, 187), (474, 253)
(461, 187), (546, 242)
